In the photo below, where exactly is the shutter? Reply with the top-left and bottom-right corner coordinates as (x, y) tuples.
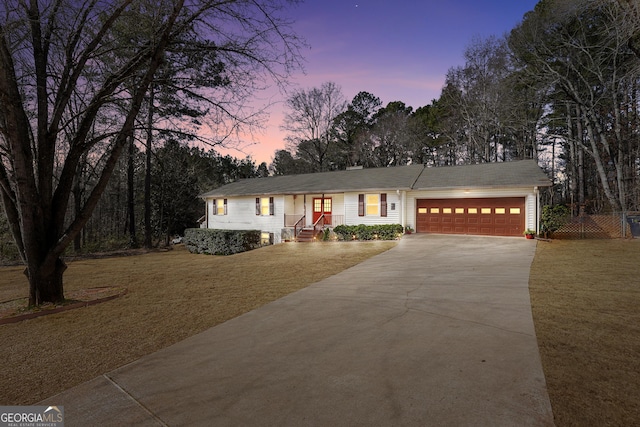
(223, 199), (228, 215)
(269, 197), (275, 216)
(256, 198), (260, 215)
(212, 199), (216, 216)
(358, 194), (365, 216)
(381, 193), (387, 217)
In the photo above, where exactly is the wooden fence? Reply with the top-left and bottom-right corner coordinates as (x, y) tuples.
(552, 212), (640, 239)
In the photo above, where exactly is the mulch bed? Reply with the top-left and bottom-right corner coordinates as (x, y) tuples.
(0, 286), (127, 325)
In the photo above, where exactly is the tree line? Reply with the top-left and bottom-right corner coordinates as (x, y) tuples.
(0, 131), (267, 260)
(74, 141), (267, 251)
(275, 0), (640, 216)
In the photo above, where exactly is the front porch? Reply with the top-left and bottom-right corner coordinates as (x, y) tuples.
(284, 213), (345, 242)
(282, 193), (345, 242)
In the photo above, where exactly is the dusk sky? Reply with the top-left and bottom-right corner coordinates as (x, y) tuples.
(225, 0), (540, 164)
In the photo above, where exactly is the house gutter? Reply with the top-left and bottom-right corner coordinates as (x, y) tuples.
(397, 189), (406, 229)
(535, 186), (540, 234)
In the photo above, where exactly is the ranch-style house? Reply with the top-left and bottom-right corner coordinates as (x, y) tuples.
(200, 160), (551, 244)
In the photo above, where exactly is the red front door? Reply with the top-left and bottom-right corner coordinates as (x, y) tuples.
(312, 198), (332, 225)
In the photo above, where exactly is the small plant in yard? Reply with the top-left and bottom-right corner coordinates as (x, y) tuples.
(183, 228), (262, 255)
(541, 204), (570, 237)
(333, 224), (404, 241)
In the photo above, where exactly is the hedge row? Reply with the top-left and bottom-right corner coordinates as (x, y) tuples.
(333, 224), (404, 241)
(184, 228), (262, 255)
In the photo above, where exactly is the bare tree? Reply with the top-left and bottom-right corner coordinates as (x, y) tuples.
(0, 0), (302, 305)
(613, 0), (640, 58)
(281, 81), (347, 171)
(510, 0), (640, 212)
(441, 36), (517, 164)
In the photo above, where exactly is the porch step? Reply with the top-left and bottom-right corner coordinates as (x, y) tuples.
(296, 228), (316, 242)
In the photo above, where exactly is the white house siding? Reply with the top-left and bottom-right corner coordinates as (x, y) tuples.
(206, 196), (285, 243)
(406, 187), (539, 233)
(343, 191), (403, 226)
(525, 193), (539, 233)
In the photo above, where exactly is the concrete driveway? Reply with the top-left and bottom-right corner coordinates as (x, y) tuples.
(43, 234), (554, 426)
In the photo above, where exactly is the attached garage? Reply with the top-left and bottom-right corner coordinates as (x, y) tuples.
(416, 197), (525, 236)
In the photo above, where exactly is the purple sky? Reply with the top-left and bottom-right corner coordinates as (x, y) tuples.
(224, 0), (540, 164)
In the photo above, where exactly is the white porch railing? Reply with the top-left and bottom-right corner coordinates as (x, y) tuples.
(323, 215), (344, 227)
(284, 214), (345, 228)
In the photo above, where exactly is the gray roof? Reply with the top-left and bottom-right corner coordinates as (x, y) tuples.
(201, 160), (550, 198)
(413, 160), (551, 190)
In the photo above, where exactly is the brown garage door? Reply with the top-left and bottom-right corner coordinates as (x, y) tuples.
(416, 198), (525, 236)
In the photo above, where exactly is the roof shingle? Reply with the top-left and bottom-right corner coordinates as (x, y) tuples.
(413, 160), (551, 190)
(200, 160), (550, 198)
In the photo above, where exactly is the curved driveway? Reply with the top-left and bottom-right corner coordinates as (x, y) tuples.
(44, 234), (554, 426)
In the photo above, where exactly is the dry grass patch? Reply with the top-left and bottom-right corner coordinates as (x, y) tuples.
(0, 241), (396, 405)
(530, 239), (640, 426)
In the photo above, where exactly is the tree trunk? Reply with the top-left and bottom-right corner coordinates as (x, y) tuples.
(27, 258), (67, 306)
(144, 87), (154, 248)
(577, 135), (586, 214)
(72, 158), (85, 252)
(575, 105), (586, 214)
(73, 182), (82, 252)
(566, 103), (577, 215)
(584, 112), (622, 211)
(127, 135), (139, 248)
(612, 98), (627, 212)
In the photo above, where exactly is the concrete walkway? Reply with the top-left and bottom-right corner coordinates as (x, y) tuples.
(42, 235), (554, 426)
